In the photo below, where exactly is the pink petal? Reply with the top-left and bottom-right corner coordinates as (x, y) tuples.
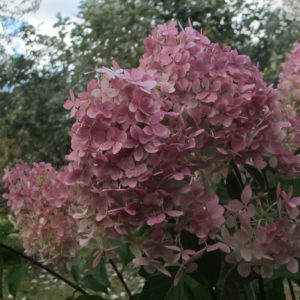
(99, 141), (114, 151)
(144, 143), (159, 153)
(166, 210), (184, 217)
(150, 112), (164, 124)
(241, 185), (252, 205)
(133, 257), (149, 266)
(91, 88), (102, 98)
(231, 135), (244, 152)
(287, 258), (298, 273)
(164, 245), (181, 251)
(152, 124), (170, 138)
(203, 93), (218, 103)
(160, 54), (172, 65)
(226, 200), (243, 212)
(63, 100), (73, 110)
(241, 248), (252, 262)
(87, 105), (99, 118)
(69, 89), (75, 101)
(96, 215), (106, 222)
(196, 91), (208, 100)
(147, 213), (166, 226)
(124, 206), (136, 216)
(216, 147), (228, 155)
(134, 147), (144, 161)
(139, 80), (157, 90)
(206, 243), (230, 253)
(155, 264), (171, 277)
(190, 129), (205, 137)
(112, 142), (123, 154)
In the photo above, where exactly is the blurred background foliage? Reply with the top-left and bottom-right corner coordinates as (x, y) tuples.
(1, 0), (300, 299)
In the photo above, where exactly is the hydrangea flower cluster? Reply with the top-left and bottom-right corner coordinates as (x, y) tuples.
(278, 42), (300, 113)
(2, 163), (79, 262)
(3, 22), (300, 280)
(221, 182), (300, 278)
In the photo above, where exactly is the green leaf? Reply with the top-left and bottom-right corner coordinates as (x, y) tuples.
(109, 239), (134, 266)
(80, 275), (107, 293)
(265, 278), (285, 300)
(226, 170), (243, 200)
(190, 250), (222, 287)
(292, 279), (300, 287)
(219, 277), (245, 300)
(244, 164), (266, 190)
(7, 262), (28, 298)
(1, 250), (21, 266)
(139, 272), (212, 300)
(0, 256), (3, 299)
(272, 264), (300, 280)
(216, 264), (255, 300)
(139, 266), (151, 279)
(139, 273), (173, 300)
(166, 274), (212, 300)
(180, 230), (199, 252)
(184, 277), (212, 300)
(117, 243), (134, 266)
(71, 260), (86, 283)
(165, 279), (186, 300)
(90, 259), (110, 287)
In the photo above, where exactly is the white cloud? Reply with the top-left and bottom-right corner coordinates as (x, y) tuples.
(3, 0), (81, 56)
(24, 0), (81, 36)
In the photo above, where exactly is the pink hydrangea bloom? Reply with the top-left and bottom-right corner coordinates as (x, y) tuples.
(3, 163), (79, 262)
(222, 184), (300, 278)
(278, 42), (300, 113)
(60, 21), (300, 276)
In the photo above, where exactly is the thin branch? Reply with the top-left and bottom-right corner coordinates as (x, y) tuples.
(230, 161), (244, 188)
(241, 284), (250, 300)
(109, 259), (133, 299)
(287, 278), (296, 300)
(258, 275), (266, 300)
(0, 241), (88, 295)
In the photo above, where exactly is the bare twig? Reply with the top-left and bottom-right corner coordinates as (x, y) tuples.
(288, 278), (296, 300)
(258, 275), (266, 300)
(109, 259), (133, 299)
(0, 241), (88, 295)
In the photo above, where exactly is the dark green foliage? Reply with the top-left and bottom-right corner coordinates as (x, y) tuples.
(7, 262), (28, 298)
(139, 272), (213, 300)
(244, 164), (267, 191)
(80, 275), (107, 293)
(226, 170), (243, 200)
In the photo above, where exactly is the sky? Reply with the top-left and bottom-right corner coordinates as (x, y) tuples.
(2, 0), (81, 55)
(24, 0), (81, 36)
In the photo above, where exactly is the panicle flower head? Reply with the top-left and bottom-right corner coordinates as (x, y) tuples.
(59, 21), (300, 276)
(222, 183), (300, 278)
(3, 163), (79, 262)
(278, 42), (300, 113)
